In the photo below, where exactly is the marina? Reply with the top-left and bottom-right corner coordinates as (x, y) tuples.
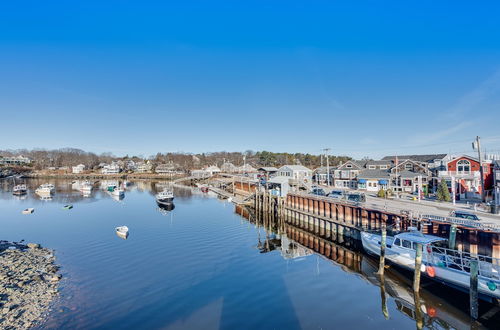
(1, 179), (500, 328)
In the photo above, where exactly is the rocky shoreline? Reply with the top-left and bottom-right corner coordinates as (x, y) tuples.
(0, 241), (61, 329)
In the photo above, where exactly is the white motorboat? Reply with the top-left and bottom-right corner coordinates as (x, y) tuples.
(156, 189), (174, 205)
(36, 183), (55, 195)
(115, 226), (129, 239)
(13, 184), (27, 195)
(361, 229), (500, 300)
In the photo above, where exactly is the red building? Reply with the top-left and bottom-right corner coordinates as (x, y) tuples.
(438, 155), (494, 200)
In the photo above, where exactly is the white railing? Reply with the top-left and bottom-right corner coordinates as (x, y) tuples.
(438, 170), (480, 178)
(421, 214), (500, 232)
(428, 246), (500, 280)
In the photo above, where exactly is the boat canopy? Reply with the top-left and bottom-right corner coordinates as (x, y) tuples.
(395, 232), (446, 244)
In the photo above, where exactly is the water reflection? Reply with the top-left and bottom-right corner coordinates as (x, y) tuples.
(238, 205), (490, 329)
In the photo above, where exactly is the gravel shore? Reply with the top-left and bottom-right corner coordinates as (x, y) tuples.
(0, 241), (61, 329)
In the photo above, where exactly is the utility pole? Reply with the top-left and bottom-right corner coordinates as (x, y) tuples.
(473, 136), (486, 202)
(322, 148), (331, 186)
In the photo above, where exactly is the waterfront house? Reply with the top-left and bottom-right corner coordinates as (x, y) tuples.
(0, 155), (31, 165)
(101, 163), (121, 174)
(205, 165), (221, 176)
(381, 154), (448, 170)
(155, 163), (177, 174)
(312, 166), (336, 185)
(237, 164), (257, 174)
(72, 164), (85, 174)
(136, 162), (152, 173)
(437, 155), (494, 200)
(333, 160), (367, 189)
(221, 162), (238, 173)
(258, 167), (278, 182)
(125, 160), (137, 171)
(357, 170), (391, 192)
(277, 165), (312, 183)
(191, 169), (211, 179)
(389, 159), (433, 194)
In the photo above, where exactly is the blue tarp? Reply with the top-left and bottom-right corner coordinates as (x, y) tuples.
(358, 179), (367, 183)
(378, 180), (388, 185)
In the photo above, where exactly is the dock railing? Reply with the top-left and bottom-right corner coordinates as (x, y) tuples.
(429, 246), (500, 280)
(421, 214), (500, 232)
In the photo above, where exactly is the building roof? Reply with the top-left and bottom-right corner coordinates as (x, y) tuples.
(358, 169), (391, 179)
(279, 165), (312, 172)
(366, 160), (392, 166)
(381, 154), (447, 163)
(258, 167), (278, 172)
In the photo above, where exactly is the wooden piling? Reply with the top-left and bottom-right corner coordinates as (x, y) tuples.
(377, 222), (387, 275)
(470, 259), (479, 319)
(413, 243), (423, 292)
(449, 224), (457, 250)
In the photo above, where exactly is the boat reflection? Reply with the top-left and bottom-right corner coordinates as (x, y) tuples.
(157, 202), (175, 216)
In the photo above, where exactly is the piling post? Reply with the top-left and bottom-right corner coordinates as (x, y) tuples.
(449, 224), (457, 250)
(377, 222), (387, 275)
(470, 259), (479, 319)
(413, 243), (423, 293)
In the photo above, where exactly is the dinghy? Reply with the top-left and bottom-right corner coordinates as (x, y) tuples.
(22, 208), (34, 214)
(62, 204), (73, 210)
(115, 226), (129, 239)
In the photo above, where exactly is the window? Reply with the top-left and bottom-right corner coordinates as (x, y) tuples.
(405, 163), (413, 170)
(457, 159), (471, 173)
(402, 240), (412, 248)
(380, 165), (387, 169)
(394, 238), (401, 246)
(368, 165), (376, 169)
(346, 164), (352, 168)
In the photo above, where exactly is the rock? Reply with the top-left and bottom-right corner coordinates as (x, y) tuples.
(50, 274), (62, 282)
(27, 243), (40, 249)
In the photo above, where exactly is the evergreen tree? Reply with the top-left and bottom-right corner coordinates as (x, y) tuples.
(436, 179), (451, 202)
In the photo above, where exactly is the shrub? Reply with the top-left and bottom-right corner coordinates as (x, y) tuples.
(377, 188), (386, 198)
(436, 179), (451, 202)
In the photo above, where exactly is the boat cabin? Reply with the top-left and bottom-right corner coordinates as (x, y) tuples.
(391, 232), (447, 250)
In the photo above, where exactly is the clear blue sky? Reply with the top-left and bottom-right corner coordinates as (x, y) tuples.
(1, 1), (500, 158)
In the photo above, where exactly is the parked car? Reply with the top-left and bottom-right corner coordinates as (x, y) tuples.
(346, 193), (366, 203)
(327, 190), (344, 199)
(449, 210), (480, 221)
(311, 188), (326, 196)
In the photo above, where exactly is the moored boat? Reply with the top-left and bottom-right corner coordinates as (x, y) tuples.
(13, 184), (27, 195)
(156, 189), (174, 205)
(35, 183), (55, 195)
(115, 226), (129, 239)
(361, 229), (500, 300)
(22, 208), (34, 214)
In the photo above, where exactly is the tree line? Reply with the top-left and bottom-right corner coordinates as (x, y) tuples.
(1, 148), (352, 171)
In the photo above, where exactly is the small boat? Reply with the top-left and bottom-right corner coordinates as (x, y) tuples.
(107, 184), (117, 192)
(35, 183), (55, 195)
(156, 189), (174, 205)
(115, 226), (129, 239)
(13, 184), (27, 195)
(62, 204), (73, 210)
(227, 197), (233, 203)
(22, 208), (34, 214)
(200, 186), (209, 193)
(361, 228), (500, 300)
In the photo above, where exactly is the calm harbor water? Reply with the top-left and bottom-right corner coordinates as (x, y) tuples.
(0, 179), (494, 329)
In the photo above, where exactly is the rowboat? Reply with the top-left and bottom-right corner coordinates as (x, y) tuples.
(156, 189), (174, 205)
(115, 226), (129, 239)
(22, 208), (34, 214)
